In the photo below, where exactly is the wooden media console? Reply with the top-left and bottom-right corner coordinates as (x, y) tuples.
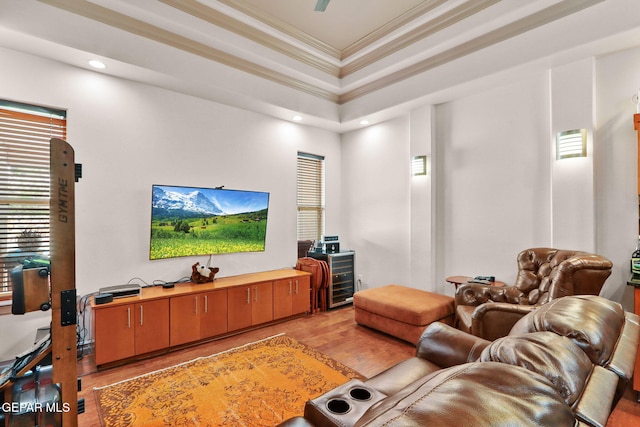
(91, 269), (311, 367)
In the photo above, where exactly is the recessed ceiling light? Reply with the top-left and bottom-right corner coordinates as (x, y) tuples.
(292, 115), (303, 122)
(89, 60), (106, 69)
(360, 120), (370, 125)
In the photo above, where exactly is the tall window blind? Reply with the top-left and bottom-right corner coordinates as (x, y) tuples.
(297, 152), (325, 241)
(0, 101), (67, 299)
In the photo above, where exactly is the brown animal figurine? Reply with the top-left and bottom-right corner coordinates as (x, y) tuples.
(191, 262), (219, 283)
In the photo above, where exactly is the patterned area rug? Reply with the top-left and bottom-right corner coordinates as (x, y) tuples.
(94, 334), (363, 426)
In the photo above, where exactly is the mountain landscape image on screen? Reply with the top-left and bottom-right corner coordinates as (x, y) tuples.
(150, 185), (269, 260)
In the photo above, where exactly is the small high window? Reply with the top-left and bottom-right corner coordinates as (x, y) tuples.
(296, 152), (325, 243)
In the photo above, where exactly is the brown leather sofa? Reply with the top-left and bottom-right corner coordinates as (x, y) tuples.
(455, 248), (612, 340)
(277, 295), (639, 427)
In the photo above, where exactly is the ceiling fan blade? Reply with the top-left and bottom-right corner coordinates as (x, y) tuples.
(314, 0), (330, 12)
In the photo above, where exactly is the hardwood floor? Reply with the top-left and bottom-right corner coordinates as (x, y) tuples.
(77, 305), (639, 426)
(77, 305), (414, 425)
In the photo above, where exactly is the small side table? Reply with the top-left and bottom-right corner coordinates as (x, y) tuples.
(446, 276), (506, 291)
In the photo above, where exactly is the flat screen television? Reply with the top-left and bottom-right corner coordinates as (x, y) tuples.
(150, 185), (269, 260)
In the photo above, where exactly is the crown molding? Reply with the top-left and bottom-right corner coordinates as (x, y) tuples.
(340, 0), (448, 61)
(218, 0), (342, 61)
(162, 0), (341, 77)
(338, 0), (605, 104)
(38, 0), (339, 102)
(340, 0), (500, 78)
(217, 0), (458, 76)
(36, 0), (606, 110)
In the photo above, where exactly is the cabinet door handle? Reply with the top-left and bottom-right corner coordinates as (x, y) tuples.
(254, 286), (258, 302)
(195, 296), (198, 314)
(295, 280), (299, 294)
(246, 287), (251, 304)
(289, 280), (292, 295)
(204, 295), (208, 313)
(140, 305), (144, 326)
(127, 307), (131, 328)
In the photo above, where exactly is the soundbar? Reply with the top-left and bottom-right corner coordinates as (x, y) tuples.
(98, 284), (141, 298)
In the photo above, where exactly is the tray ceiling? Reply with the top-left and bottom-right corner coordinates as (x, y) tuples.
(1, 0), (639, 132)
(233, 0), (427, 52)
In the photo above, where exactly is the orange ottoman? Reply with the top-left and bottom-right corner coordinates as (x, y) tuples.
(353, 284), (455, 344)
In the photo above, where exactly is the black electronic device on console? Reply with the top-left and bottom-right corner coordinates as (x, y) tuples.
(98, 284), (141, 298)
(94, 293), (113, 305)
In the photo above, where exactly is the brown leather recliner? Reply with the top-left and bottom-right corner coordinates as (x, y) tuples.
(276, 295), (639, 427)
(455, 248), (612, 340)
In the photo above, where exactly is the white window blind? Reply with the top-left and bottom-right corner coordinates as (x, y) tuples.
(297, 152), (325, 241)
(0, 101), (67, 298)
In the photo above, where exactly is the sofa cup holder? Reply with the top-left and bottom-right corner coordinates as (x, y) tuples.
(326, 398), (351, 414)
(349, 387), (372, 401)
(325, 386), (376, 415)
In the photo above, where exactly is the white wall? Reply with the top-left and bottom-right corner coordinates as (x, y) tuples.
(340, 117), (412, 290)
(434, 76), (552, 294)
(551, 59), (596, 251)
(0, 46), (341, 360)
(409, 106), (437, 291)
